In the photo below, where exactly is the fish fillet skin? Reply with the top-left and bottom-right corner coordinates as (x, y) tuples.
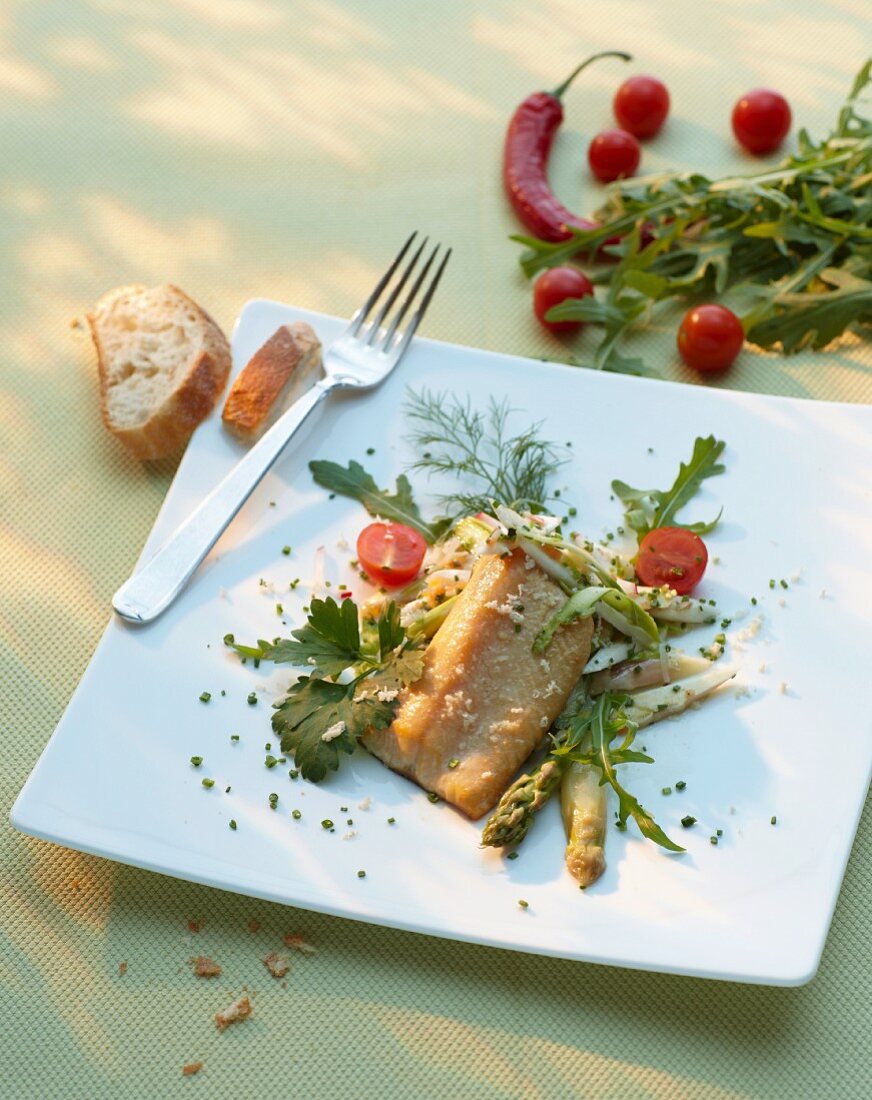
(364, 549), (593, 819)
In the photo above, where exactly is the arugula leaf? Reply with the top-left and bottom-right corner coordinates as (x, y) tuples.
(556, 694), (682, 851)
(746, 267), (872, 352)
(588, 695), (684, 852)
(612, 435), (726, 539)
(272, 677), (396, 782)
(534, 587), (659, 652)
(309, 459), (437, 541)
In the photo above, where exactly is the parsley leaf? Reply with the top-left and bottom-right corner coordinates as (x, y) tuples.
(230, 597), (426, 781)
(612, 435), (725, 538)
(225, 597), (368, 678)
(309, 459), (437, 541)
(272, 678), (396, 782)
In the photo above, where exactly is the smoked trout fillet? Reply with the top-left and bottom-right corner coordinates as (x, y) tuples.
(364, 549), (593, 818)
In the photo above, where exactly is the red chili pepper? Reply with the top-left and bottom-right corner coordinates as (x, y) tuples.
(503, 51), (631, 242)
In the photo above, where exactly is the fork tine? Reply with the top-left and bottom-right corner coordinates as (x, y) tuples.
(387, 248), (452, 357)
(380, 243), (441, 350)
(364, 236), (428, 345)
(347, 231), (417, 337)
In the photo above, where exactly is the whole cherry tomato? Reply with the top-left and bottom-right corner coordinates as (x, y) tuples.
(731, 89), (791, 154)
(533, 266), (594, 332)
(677, 304), (744, 373)
(636, 526), (708, 595)
(357, 522), (427, 588)
(588, 128), (641, 182)
(613, 75), (670, 139)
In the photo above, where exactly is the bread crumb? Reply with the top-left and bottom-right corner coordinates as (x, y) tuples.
(819, 588), (827, 599)
(182, 1061), (204, 1077)
(118, 961), (127, 976)
(247, 920), (261, 933)
(190, 956), (221, 978)
(342, 830), (357, 840)
(215, 995), (252, 1032)
(779, 681), (789, 695)
(187, 920), (201, 934)
(734, 684), (752, 699)
(282, 933), (316, 955)
(263, 952), (289, 978)
(358, 796), (372, 811)
(777, 597), (786, 608)
(758, 662), (767, 674)
(321, 720), (346, 743)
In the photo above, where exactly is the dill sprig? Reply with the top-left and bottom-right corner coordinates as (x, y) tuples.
(404, 389), (565, 517)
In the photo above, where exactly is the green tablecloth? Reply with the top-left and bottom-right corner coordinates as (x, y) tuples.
(2, 1), (869, 1095)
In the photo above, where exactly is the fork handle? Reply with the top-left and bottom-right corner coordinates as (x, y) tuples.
(113, 379), (333, 624)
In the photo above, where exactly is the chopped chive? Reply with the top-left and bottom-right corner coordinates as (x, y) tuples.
(225, 786), (231, 793)
(518, 899), (529, 909)
(292, 809), (301, 820)
(199, 692), (211, 703)
(357, 870), (366, 878)
(289, 769), (299, 779)
(661, 786), (672, 796)
(202, 778), (215, 789)
(247, 692), (258, 705)
(710, 836), (718, 845)
(387, 817), (396, 825)
(282, 545), (292, 555)
(190, 756), (203, 767)
(427, 792), (440, 804)
(680, 815), (696, 828)
(716, 828), (723, 836)
(264, 755), (278, 769)
(230, 734), (240, 743)
(223, 633), (235, 645)
(675, 780), (686, 791)
(321, 819), (334, 830)
(507, 851), (519, 861)
(770, 815), (777, 825)
(448, 758), (459, 769)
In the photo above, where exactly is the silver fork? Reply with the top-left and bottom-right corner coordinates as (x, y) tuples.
(112, 233), (451, 624)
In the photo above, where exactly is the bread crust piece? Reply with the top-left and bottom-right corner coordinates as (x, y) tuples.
(364, 549), (593, 819)
(87, 284), (231, 461)
(222, 322), (322, 443)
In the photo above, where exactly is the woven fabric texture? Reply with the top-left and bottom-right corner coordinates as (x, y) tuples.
(1, 1), (870, 1096)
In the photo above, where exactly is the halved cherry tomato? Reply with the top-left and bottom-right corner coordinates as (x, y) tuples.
(677, 304), (744, 373)
(357, 522), (427, 588)
(613, 75), (670, 139)
(636, 526), (708, 595)
(533, 266), (594, 332)
(588, 128), (641, 183)
(731, 89), (791, 155)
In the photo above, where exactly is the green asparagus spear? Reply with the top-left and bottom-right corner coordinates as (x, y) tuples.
(481, 757), (567, 848)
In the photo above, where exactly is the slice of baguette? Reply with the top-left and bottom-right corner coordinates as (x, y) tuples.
(87, 284), (231, 460)
(222, 322), (323, 444)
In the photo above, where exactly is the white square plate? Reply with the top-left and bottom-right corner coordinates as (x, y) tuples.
(12, 301), (872, 984)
